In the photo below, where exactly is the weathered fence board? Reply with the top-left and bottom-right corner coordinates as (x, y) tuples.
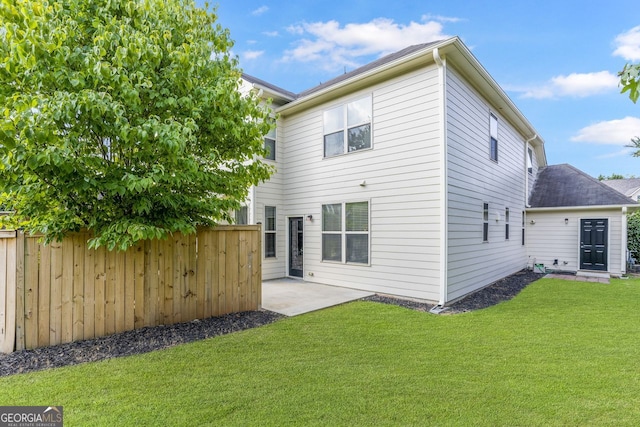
(0, 226), (261, 353)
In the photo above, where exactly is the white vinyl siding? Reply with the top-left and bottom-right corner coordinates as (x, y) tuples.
(526, 208), (624, 276)
(277, 65), (442, 301)
(446, 67), (527, 302)
(254, 118), (286, 279)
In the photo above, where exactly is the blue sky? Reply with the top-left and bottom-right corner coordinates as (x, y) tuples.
(200, 1), (640, 178)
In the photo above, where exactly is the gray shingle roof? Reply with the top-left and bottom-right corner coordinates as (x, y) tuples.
(529, 164), (637, 208)
(297, 41), (443, 98)
(244, 40), (445, 101)
(242, 73), (297, 101)
(602, 178), (640, 197)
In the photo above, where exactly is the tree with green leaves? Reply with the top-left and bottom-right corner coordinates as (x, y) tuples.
(627, 210), (640, 264)
(619, 63), (640, 103)
(0, 0), (273, 250)
(598, 173), (627, 181)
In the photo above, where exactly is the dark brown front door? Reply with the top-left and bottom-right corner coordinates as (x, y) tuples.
(580, 219), (607, 271)
(289, 217), (303, 277)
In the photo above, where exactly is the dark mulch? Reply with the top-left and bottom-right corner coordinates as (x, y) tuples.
(0, 270), (543, 378)
(0, 310), (283, 377)
(364, 269), (544, 314)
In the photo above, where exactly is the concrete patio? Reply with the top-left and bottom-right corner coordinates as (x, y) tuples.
(261, 278), (374, 316)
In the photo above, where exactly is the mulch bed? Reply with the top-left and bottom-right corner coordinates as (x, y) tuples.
(0, 269), (543, 377)
(364, 269), (544, 314)
(0, 311), (283, 377)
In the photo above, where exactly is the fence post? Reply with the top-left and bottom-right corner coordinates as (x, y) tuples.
(14, 231), (25, 351)
(0, 230), (18, 354)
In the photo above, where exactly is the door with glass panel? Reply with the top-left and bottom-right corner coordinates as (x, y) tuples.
(289, 217), (304, 277)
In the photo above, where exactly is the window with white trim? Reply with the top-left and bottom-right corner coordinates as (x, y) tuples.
(265, 206), (276, 258)
(483, 202), (489, 242)
(489, 114), (498, 162)
(235, 206), (248, 225)
(323, 96), (372, 157)
(264, 127), (276, 161)
(527, 147), (533, 174)
(322, 201), (369, 264)
(505, 207), (510, 240)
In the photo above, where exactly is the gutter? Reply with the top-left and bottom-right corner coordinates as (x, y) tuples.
(434, 47), (449, 307)
(526, 204), (640, 212)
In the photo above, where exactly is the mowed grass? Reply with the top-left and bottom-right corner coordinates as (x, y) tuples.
(2, 277), (640, 426)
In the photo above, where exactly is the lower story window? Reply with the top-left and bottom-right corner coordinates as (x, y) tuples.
(322, 201), (369, 264)
(265, 206), (276, 258)
(483, 202), (489, 242)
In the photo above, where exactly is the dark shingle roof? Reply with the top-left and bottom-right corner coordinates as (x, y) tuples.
(244, 41), (445, 102)
(297, 41), (443, 98)
(242, 73), (297, 101)
(529, 164), (637, 208)
(602, 178), (640, 197)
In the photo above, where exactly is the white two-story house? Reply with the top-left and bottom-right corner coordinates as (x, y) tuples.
(240, 36), (637, 306)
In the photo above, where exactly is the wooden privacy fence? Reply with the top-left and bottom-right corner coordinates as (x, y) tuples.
(0, 226), (261, 353)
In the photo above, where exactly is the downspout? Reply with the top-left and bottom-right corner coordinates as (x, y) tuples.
(434, 48), (449, 306)
(622, 206), (628, 275)
(524, 134), (537, 208)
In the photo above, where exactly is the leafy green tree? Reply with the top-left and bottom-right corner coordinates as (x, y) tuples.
(0, 0), (273, 250)
(619, 63), (640, 103)
(628, 211), (640, 264)
(626, 137), (640, 157)
(598, 173), (627, 181)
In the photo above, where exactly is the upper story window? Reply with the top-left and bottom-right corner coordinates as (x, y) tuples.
(323, 95), (372, 157)
(489, 113), (498, 162)
(264, 127), (276, 161)
(235, 206), (248, 225)
(527, 147), (533, 174)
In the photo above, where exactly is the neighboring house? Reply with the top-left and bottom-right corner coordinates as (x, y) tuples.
(602, 178), (640, 202)
(527, 164), (637, 276)
(239, 36), (638, 306)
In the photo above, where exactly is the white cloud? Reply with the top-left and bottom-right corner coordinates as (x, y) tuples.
(282, 18), (451, 71)
(613, 26), (640, 61)
(242, 50), (264, 60)
(251, 6), (269, 16)
(421, 14), (464, 23)
(263, 31), (279, 37)
(571, 116), (640, 144)
(517, 71), (619, 99)
(595, 148), (635, 159)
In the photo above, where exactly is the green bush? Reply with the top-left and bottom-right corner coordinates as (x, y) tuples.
(628, 211), (640, 262)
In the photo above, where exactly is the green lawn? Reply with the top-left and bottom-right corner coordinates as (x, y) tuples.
(2, 277), (640, 426)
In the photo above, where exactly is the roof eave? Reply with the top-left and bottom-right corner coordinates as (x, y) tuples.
(527, 204), (640, 212)
(275, 37), (546, 164)
(276, 37), (459, 116)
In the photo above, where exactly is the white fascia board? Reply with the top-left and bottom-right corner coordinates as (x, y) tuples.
(527, 204), (640, 213)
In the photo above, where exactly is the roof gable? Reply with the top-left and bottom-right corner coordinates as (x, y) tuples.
(529, 164), (637, 208)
